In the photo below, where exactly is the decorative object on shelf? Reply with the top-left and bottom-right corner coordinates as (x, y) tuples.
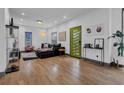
(86, 28), (91, 33)
(84, 43), (93, 48)
(59, 31), (66, 41)
(95, 44), (100, 49)
(94, 38), (104, 49)
(9, 51), (18, 58)
(13, 39), (17, 48)
(10, 27), (15, 37)
(108, 30), (124, 56)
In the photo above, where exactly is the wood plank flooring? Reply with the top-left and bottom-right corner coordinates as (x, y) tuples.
(0, 56), (124, 85)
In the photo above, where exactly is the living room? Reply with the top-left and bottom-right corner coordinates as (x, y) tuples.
(0, 8), (124, 85)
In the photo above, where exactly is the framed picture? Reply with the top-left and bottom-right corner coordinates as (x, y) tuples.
(59, 31), (66, 41)
(51, 32), (57, 44)
(25, 32), (32, 47)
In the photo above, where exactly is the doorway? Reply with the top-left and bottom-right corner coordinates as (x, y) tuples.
(70, 26), (81, 58)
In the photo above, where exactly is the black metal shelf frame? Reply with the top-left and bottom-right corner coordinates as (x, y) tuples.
(83, 38), (104, 65)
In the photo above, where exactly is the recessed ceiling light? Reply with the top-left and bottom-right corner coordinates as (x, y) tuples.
(37, 20), (43, 24)
(20, 18), (23, 21)
(64, 16), (67, 19)
(21, 13), (25, 15)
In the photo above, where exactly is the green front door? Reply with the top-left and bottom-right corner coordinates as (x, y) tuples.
(70, 26), (81, 58)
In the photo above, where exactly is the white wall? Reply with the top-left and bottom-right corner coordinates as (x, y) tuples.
(0, 8), (10, 72)
(19, 26), (47, 51)
(48, 9), (111, 63)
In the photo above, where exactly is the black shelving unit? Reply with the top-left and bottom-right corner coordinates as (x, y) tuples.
(5, 18), (20, 74)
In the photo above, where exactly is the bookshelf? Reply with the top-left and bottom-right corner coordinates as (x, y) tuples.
(5, 18), (20, 74)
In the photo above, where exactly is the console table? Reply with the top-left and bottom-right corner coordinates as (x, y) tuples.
(83, 38), (104, 65)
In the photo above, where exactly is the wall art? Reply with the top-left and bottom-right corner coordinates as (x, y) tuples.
(59, 31), (66, 41)
(96, 24), (104, 33)
(86, 28), (91, 33)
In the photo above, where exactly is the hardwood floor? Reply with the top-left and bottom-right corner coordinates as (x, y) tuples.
(0, 56), (124, 85)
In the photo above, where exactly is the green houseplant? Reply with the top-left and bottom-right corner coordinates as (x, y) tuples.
(108, 30), (124, 56)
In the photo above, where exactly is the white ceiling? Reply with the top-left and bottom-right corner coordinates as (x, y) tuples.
(9, 8), (95, 29)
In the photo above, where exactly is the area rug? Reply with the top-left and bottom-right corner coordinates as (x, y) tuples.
(21, 52), (38, 61)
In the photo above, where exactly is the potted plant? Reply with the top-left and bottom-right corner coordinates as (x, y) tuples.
(108, 30), (124, 56)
